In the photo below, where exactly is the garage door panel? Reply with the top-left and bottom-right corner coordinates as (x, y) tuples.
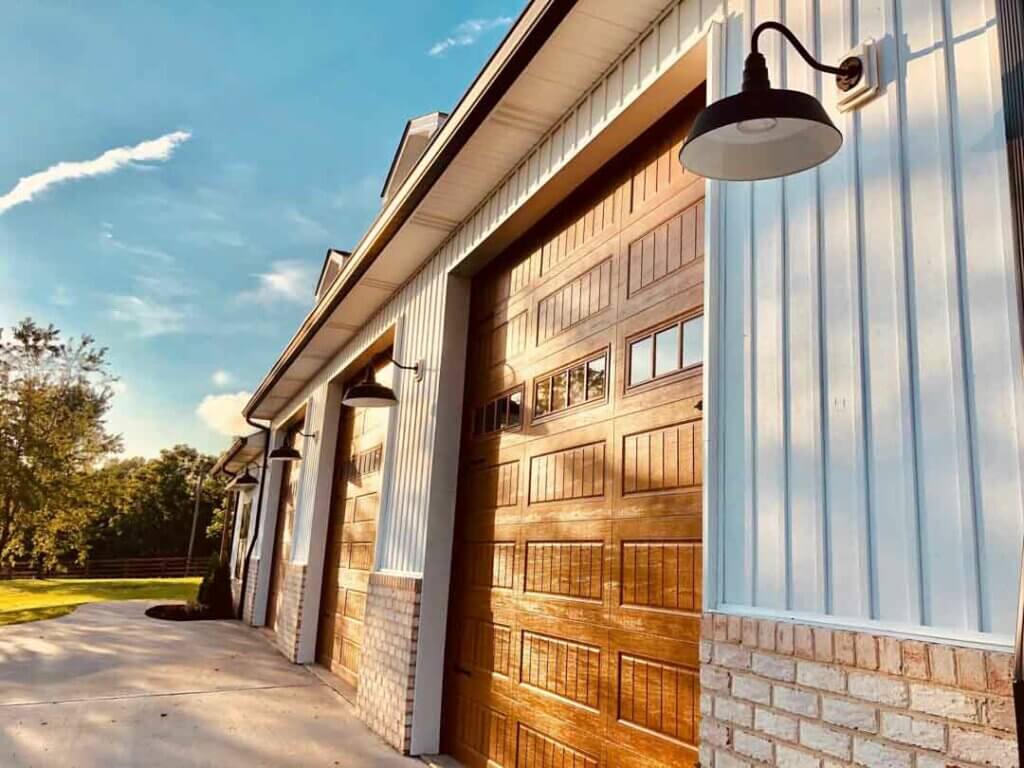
(336, 567), (368, 593)
(514, 613), (609, 726)
(624, 132), (701, 228)
(513, 709), (605, 768)
(614, 271), (703, 341)
(444, 94), (704, 764)
(533, 240), (620, 358)
(620, 201), (705, 316)
(447, 689), (516, 768)
(607, 628), (700, 768)
(520, 519), (608, 598)
(339, 517), (376, 544)
(460, 447), (525, 526)
(619, 176), (703, 265)
(457, 534), (519, 587)
(472, 308), (532, 396)
(523, 423), (610, 509)
(533, 181), (627, 285)
(613, 369), (704, 427)
(315, 358), (390, 678)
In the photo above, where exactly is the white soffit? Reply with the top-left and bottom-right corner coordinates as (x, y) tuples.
(249, 0), (705, 420)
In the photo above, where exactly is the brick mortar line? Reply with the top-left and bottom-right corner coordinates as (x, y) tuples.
(704, 650), (1012, 731)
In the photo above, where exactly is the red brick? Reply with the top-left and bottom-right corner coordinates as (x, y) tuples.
(814, 628), (834, 662)
(758, 619), (777, 651)
(855, 633), (878, 671)
(714, 614), (729, 641)
(742, 617), (758, 647)
(728, 615), (743, 642)
(956, 648), (987, 692)
(794, 625), (815, 659)
(776, 623), (795, 655)
(834, 631), (856, 666)
(986, 652), (1012, 696)
(902, 641), (929, 680)
(878, 636), (902, 675)
(929, 644), (957, 686)
(702, 613), (715, 638)
(983, 696), (1016, 732)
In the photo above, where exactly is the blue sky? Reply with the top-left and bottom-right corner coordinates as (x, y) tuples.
(0, 1), (521, 458)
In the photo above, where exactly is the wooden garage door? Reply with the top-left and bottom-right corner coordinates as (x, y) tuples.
(315, 358), (393, 690)
(441, 93), (705, 768)
(266, 422), (302, 634)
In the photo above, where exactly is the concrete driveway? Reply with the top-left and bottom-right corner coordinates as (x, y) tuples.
(0, 601), (419, 767)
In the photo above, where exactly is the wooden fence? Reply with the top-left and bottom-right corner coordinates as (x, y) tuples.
(0, 556), (208, 580)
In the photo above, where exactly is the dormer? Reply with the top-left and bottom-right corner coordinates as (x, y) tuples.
(380, 111), (448, 205)
(315, 248), (351, 303)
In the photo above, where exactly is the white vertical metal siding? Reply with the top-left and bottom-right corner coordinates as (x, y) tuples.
(712, 0), (1024, 642)
(275, 0), (726, 575)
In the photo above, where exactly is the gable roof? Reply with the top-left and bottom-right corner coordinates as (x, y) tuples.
(380, 112), (449, 203)
(314, 248), (351, 301)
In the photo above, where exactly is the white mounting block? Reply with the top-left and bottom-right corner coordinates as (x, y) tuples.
(837, 38), (880, 112)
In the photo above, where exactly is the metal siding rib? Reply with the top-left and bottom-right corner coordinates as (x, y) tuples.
(715, 0), (1024, 644)
(272, 0), (716, 575)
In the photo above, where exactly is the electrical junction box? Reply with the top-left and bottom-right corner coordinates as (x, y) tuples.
(837, 37), (880, 112)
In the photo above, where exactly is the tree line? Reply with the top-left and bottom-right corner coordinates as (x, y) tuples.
(0, 319), (227, 569)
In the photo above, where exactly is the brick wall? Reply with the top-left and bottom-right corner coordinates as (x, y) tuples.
(700, 614), (1017, 768)
(241, 558), (260, 625)
(272, 562), (308, 662)
(231, 576), (242, 615)
(357, 573), (422, 753)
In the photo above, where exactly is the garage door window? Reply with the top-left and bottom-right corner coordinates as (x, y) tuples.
(473, 386), (524, 436)
(534, 349), (609, 420)
(628, 313), (704, 387)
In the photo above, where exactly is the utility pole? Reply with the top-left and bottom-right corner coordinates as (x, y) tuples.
(186, 467), (204, 576)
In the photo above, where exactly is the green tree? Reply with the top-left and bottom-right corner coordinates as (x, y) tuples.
(0, 319), (121, 566)
(88, 446), (227, 560)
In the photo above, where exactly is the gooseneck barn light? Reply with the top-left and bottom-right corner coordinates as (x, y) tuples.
(268, 430), (316, 463)
(680, 21), (864, 181)
(230, 465), (259, 489)
(341, 353), (423, 409)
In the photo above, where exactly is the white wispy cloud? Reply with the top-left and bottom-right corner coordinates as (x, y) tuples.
(108, 295), (186, 337)
(101, 223), (175, 263)
(0, 130), (192, 215)
(211, 369), (233, 387)
(429, 16), (513, 56)
(133, 272), (194, 298)
(196, 391), (252, 437)
(236, 260), (315, 305)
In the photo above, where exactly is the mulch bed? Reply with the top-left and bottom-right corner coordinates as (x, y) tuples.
(145, 603), (227, 621)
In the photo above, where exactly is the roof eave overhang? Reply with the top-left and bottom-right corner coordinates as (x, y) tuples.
(212, 430), (267, 477)
(243, 0), (577, 421)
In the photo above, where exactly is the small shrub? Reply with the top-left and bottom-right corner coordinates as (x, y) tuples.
(195, 554), (233, 618)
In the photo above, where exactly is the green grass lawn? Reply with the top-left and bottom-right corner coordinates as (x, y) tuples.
(0, 577), (201, 626)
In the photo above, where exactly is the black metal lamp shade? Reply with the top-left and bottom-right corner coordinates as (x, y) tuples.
(342, 380), (399, 409)
(679, 88), (842, 181)
(268, 444), (302, 462)
(679, 21), (861, 181)
(231, 468), (259, 488)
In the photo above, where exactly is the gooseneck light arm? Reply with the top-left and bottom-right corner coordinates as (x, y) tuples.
(373, 352), (424, 382)
(748, 21), (863, 92)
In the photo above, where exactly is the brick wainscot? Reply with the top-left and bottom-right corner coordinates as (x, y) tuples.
(700, 614), (1017, 768)
(273, 562), (308, 662)
(357, 573), (422, 753)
